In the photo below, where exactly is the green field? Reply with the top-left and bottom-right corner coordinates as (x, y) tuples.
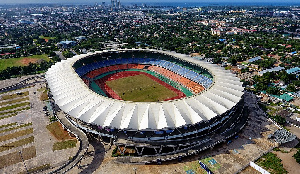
(0, 146), (36, 169)
(105, 74), (177, 102)
(184, 157), (221, 174)
(256, 152), (287, 174)
(0, 54), (50, 71)
(53, 139), (77, 151)
(39, 35), (56, 40)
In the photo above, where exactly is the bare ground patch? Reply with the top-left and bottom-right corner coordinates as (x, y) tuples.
(17, 58), (39, 66)
(273, 149), (300, 174)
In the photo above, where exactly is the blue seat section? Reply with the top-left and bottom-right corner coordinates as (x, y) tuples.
(75, 57), (213, 88)
(117, 58), (128, 64)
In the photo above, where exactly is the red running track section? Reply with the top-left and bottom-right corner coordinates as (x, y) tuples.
(84, 64), (205, 94)
(94, 71), (186, 101)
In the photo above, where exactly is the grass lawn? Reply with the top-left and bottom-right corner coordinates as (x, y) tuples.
(0, 146), (36, 169)
(201, 157), (221, 172)
(0, 122), (18, 129)
(0, 136), (34, 152)
(37, 87), (47, 92)
(53, 139), (77, 151)
(1, 91), (29, 100)
(0, 113), (18, 120)
(0, 54), (50, 71)
(183, 157), (221, 174)
(183, 161), (206, 174)
(0, 106), (30, 117)
(19, 164), (51, 174)
(256, 152), (287, 174)
(0, 97), (29, 107)
(0, 122), (32, 134)
(46, 121), (74, 141)
(0, 86), (31, 95)
(40, 90), (48, 101)
(39, 35), (56, 40)
(0, 102), (30, 112)
(0, 128), (33, 142)
(106, 74), (177, 102)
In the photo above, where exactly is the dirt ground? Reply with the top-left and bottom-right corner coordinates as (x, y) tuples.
(273, 148), (300, 174)
(240, 166), (261, 174)
(286, 125), (300, 139)
(17, 58), (38, 66)
(291, 98), (300, 107)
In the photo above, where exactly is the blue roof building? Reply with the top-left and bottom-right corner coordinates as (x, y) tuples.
(58, 40), (77, 48)
(286, 67), (300, 74)
(259, 66), (285, 75)
(248, 56), (262, 63)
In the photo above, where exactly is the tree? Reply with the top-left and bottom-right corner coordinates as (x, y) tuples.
(293, 149), (300, 164)
(49, 51), (57, 57)
(270, 115), (286, 125)
(62, 51), (74, 58)
(286, 84), (296, 92)
(266, 86), (280, 95)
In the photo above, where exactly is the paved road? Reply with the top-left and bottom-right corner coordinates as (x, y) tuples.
(54, 51), (66, 60)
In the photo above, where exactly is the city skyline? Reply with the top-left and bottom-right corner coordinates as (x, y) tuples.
(0, 0), (298, 5)
(0, 2), (299, 173)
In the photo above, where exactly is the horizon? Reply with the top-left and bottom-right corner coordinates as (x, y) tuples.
(0, 0), (299, 6)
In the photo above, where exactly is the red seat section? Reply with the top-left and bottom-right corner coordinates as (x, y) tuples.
(148, 65), (204, 94)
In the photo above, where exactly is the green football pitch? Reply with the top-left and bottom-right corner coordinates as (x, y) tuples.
(105, 74), (178, 102)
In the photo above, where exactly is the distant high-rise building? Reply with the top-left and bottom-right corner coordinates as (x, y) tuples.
(117, 0), (121, 9)
(111, 0), (120, 9)
(102, 2), (105, 6)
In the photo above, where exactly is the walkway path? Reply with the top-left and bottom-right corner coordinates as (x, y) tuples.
(47, 111), (89, 173)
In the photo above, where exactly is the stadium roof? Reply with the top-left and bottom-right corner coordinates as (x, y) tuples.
(46, 49), (244, 130)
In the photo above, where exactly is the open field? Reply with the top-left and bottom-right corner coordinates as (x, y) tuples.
(0, 113), (18, 120)
(53, 139), (77, 151)
(0, 107), (30, 117)
(0, 54), (50, 70)
(106, 74), (177, 102)
(0, 128), (33, 142)
(0, 123), (17, 129)
(0, 91), (30, 120)
(0, 146), (36, 169)
(46, 121), (75, 141)
(39, 35), (56, 41)
(18, 164), (51, 174)
(255, 152), (287, 174)
(0, 136), (34, 152)
(0, 123), (32, 134)
(0, 97), (29, 107)
(0, 76), (80, 173)
(0, 102), (30, 112)
(1, 91), (29, 100)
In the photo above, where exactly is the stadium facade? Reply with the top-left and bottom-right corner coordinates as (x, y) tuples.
(46, 49), (247, 158)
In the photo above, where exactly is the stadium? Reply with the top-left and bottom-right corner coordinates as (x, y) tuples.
(45, 49), (247, 159)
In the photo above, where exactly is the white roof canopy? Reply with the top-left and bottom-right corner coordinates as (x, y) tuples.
(45, 49), (244, 130)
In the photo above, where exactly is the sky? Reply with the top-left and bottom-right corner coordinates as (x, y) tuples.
(0, 0), (298, 5)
